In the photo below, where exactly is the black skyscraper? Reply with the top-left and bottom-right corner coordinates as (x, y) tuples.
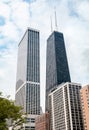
(45, 31), (71, 111)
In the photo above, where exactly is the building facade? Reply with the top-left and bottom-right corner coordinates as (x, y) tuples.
(49, 82), (84, 130)
(35, 112), (50, 130)
(15, 28), (40, 130)
(45, 31), (71, 111)
(80, 85), (89, 130)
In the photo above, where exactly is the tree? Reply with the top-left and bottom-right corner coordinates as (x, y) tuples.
(0, 92), (24, 130)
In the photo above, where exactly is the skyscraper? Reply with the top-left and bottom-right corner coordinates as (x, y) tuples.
(45, 31), (71, 111)
(49, 82), (84, 130)
(15, 28), (40, 130)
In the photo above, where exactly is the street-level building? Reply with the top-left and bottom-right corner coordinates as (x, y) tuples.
(80, 85), (89, 130)
(49, 82), (84, 130)
(35, 112), (50, 130)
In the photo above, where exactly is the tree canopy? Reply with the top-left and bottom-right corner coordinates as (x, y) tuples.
(0, 92), (24, 130)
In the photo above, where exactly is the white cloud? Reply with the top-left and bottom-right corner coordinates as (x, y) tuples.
(0, 46), (17, 99)
(1, 21), (20, 42)
(0, 2), (10, 20)
(77, 1), (89, 22)
(10, 1), (30, 30)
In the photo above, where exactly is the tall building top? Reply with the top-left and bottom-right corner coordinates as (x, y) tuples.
(47, 31), (63, 41)
(18, 27), (39, 46)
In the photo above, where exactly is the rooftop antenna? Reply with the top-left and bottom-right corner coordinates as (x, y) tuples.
(54, 7), (58, 31)
(50, 15), (53, 32)
(28, 2), (32, 28)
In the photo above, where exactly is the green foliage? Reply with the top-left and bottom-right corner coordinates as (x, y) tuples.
(0, 92), (24, 129)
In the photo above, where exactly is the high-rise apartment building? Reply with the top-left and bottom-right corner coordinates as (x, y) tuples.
(45, 31), (71, 110)
(49, 82), (84, 130)
(80, 85), (89, 130)
(35, 112), (50, 130)
(15, 28), (40, 130)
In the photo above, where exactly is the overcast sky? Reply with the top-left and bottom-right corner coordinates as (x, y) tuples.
(0, 0), (89, 111)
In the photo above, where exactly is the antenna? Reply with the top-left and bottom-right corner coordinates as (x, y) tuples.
(54, 7), (58, 31)
(50, 15), (53, 32)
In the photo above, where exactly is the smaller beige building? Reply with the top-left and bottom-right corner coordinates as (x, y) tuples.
(80, 85), (89, 130)
(35, 112), (50, 130)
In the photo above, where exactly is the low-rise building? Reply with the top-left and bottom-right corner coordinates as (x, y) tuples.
(49, 82), (84, 130)
(35, 112), (50, 130)
(80, 85), (89, 130)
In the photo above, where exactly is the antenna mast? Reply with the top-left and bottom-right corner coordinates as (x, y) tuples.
(54, 7), (58, 31)
(50, 16), (53, 32)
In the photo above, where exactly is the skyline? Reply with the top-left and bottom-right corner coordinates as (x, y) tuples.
(0, 0), (89, 111)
